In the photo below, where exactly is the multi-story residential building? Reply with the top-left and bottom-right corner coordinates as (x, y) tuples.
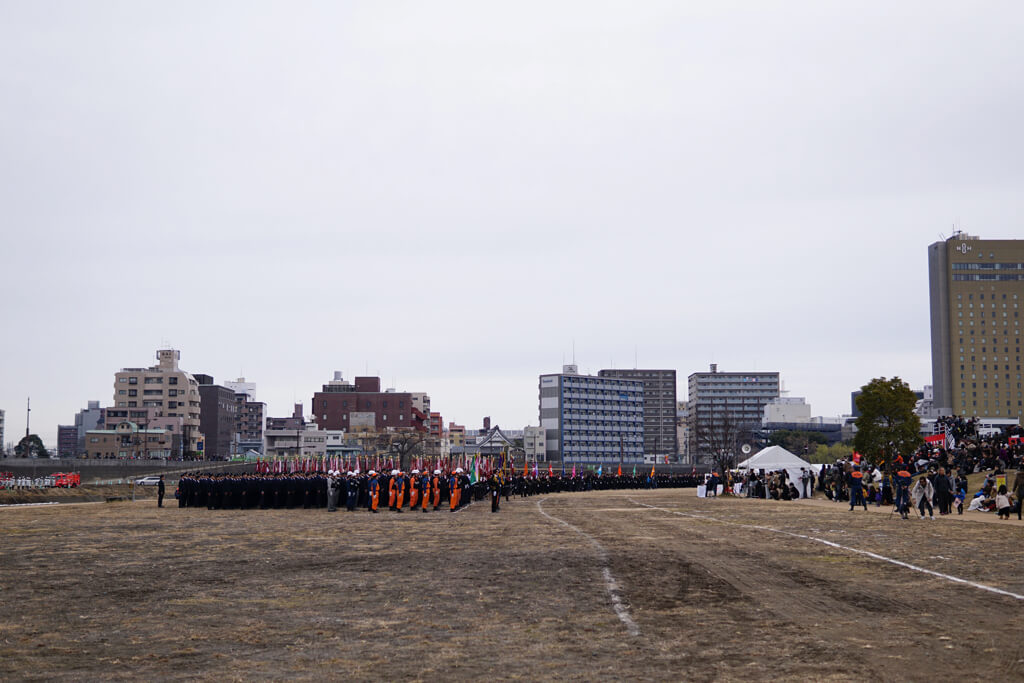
(676, 401), (689, 465)
(311, 373), (426, 433)
(99, 406), (184, 457)
(523, 425), (546, 461)
(73, 401), (103, 456)
(84, 420), (174, 459)
(57, 425), (78, 457)
(113, 350), (203, 455)
(264, 423), (327, 459)
(539, 365), (644, 464)
(686, 364), (780, 464)
(928, 232), (1024, 421)
(448, 422), (466, 448)
(197, 378), (239, 460)
(429, 412), (443, 439)
(598, 368), (678, 458)
(235, 393), (265, 454)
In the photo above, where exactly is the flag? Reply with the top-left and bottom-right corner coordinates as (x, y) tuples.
(523, 456), (529, 477)
(616, 464), (622, 477)
(649, 464), (655, 478)
(571, 464), (576, 477)
(548, 463), (553, 477)
(597, 465), (602, 477)
(533, 461), (538, 478)
(632, 464), (636, 477)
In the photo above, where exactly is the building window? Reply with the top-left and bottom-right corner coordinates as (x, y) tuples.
(128, 377), (138, 384)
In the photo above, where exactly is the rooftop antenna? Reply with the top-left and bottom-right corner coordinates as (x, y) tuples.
(25, 396), (30, 438)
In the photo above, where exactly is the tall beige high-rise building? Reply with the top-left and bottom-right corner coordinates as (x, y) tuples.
(112, 349), (204, 456)
(928, 234), (1024, 421)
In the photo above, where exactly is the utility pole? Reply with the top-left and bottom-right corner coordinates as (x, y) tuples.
(25, 396), (30, 438)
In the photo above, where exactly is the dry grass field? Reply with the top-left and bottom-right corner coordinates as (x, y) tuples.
(1, 489), (1022, 682)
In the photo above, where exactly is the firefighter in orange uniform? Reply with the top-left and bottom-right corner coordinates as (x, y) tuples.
(421, 471), (432, 512)
(449, 468), (463, 512)
(432, 469), (442, 510)
(388, 469), (398, 510)
(409, 469), (420, 509)
(394, 470), (406, 512)
(368, 471), (380, 513)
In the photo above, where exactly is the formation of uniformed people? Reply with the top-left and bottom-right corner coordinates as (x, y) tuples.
(176, 467), (487, 513)
(176, 468), (700, 512)
(510, 471), (701, 497)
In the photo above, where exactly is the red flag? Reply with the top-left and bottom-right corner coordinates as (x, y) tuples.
(548, 463), (553, 476)
(924, 434), (945, 445)
(616, 464), (622, 477)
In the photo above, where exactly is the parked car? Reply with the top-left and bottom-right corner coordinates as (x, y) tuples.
(134, 476), (162, 486)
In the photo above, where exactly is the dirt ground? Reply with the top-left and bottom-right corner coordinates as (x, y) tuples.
(0, 485), (158, 506)
(1, 489), (1022, 682)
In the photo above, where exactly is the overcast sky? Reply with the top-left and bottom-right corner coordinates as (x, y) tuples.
(2, 2), (1023, 447)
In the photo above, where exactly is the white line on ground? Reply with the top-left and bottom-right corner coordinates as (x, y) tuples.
(628, 499), (1024, 602)
(536, 499), (640, 636)
(450, 500), (474, 515)
(0, 501), (61, 508)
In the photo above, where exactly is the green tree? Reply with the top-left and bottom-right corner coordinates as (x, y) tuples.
(810, 442), (854, 464)
(853, 377), (922, 471)
(15, 434), (49, 458)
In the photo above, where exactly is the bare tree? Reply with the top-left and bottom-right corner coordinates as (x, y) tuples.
(375, 431), (427, 471)
(690, 408), (755, 478)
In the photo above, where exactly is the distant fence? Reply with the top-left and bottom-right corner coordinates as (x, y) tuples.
(0, 458), (252, 485)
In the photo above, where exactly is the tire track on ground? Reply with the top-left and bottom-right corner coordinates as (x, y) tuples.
(536, 498), (640, 637)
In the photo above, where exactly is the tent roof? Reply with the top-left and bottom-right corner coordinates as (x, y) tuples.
(736, 445), (813, 471)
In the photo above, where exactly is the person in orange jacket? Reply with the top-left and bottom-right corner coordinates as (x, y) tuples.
(409, 470), (420, 509)
(394, 470), (406, 512)
(431, 469), (442, 510)
(368, 471), (380, 513)
(449, 468), (466, 512)
(388, 469), (398, 510)
(420, 470), (432, 512)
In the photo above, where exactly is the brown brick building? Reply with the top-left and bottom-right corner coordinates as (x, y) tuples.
(312, 374), (427, 432)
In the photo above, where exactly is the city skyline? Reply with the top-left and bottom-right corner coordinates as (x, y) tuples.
(3, 3), (1023, 447)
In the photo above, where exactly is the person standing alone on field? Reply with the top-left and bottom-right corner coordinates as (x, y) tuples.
(157, 475), (165, 508)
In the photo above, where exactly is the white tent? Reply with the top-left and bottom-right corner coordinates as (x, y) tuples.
(736, 445), (817, 498)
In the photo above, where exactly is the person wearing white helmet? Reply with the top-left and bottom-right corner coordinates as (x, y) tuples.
(409, 469), (421, 509)
(431, 469), (443, 511)
(388, 469), (399, 510)
(344, 471), (359, 512)
(326, 470), (339, 512)
(450, 468), (463, 512)
(367, 470), (380, 513)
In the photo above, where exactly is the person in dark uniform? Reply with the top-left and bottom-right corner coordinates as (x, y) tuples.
(488, 472), (501, 513)
(157, 475), (165, 508)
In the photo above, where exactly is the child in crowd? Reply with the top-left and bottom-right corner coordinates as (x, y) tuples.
(995, 485), (1012, 520)
(954, 488), (965, 515)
